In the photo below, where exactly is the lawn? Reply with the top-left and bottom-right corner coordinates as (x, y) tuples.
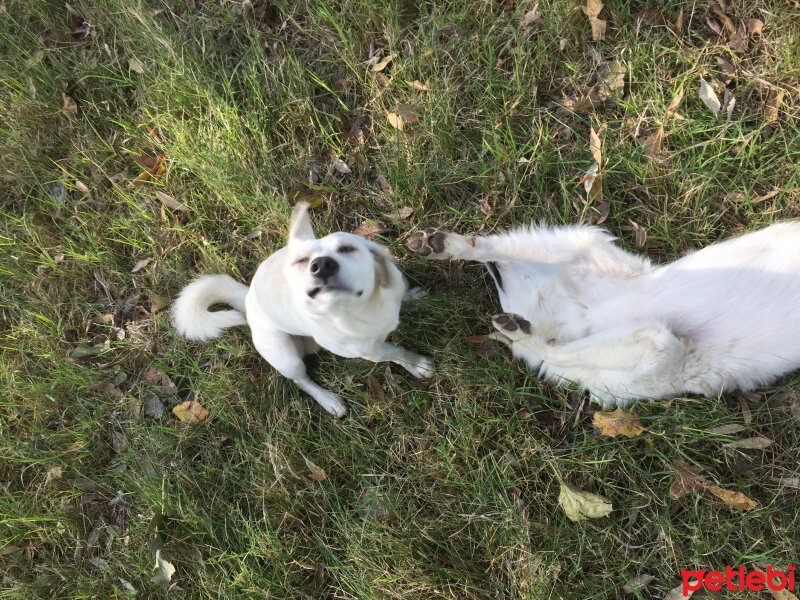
(1, 0), (799, 598)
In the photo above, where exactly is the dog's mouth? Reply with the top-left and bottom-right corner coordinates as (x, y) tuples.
(307, 284), (351, 299)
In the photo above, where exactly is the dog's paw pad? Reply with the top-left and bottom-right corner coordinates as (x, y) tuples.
(492, 313), (532, 336)
(406, 228), (448, 258)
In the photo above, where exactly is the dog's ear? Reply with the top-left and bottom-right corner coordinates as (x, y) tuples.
(288, 201), (315, 244)
(368, 243), (400, 290)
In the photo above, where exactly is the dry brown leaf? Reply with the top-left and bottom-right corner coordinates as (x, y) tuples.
(592, 407), (644, 438)
(558, 481), (613, 522)
(644, 127), (664, 158)
(143, 366), (163, 382)
(699, 76), (721, 116)
(62, 92), (78, 115)
(465, 334), (490, 344)
(386, 105), (419, 132)
(706, 17), (723, 35)
(755, 188), (780, 203)
(347, 116), (365, 144)
(669, 461), (757, 510)
(582, 0), (606, 41)
(708, 423), (747, 434)
(711, 5), (735, 34)
(75, 180), (89, 193)
(589, 126), (602, 165)
(746, 18), (764, 35)
(715, 56), (736, 84)
(630, 220), (647, 248)
(723, 436), (773, 450)
(131, 257), (151, 273)
(405, 79), (430, 91)
(754, 572), (799, 600)
(129, 58), (144, 74)
(370, 53), (394, 73)
(332, 156), (351, 174)
(172, 400), (209, 423)
(622, 574), (655, 594)
(305, 458), (327, 481)
(665, 87), (686, 119)
(764, 89), (785, 123)
(386, 206), (413, 220)
(353, 220), (391, 241)
(127, 153), (165, 190)
(365, 375), (385, 402)
(728, 23), (748, 54)
(155, 190), (189, 212)
(635, 9), (666, 26)
(519, 6), (540, 29)
(150, 292), (169, 313)
(89, 382), (124, 399)
(674, 10), (684, 34)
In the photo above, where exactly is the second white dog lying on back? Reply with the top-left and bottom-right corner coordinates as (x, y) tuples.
(174, 202), (433, 417)
(408, 221), (800, 408)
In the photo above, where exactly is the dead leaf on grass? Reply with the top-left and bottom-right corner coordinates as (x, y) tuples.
(353, 219), (391, 241)
(623, 574), (655, 594)
(635, 9), (666, 26)
(155, 190), (188, 212)
(370, 53), (394, 73)
(332, 156), (351, 174)
(151, 549), (176, 588)
(630, 220), (647, 248)
(62, 92), (78, 115)
(728, 23), (748, 54)
(764, 89), (785, 123)
(387, 105), (419, 131)
(723, 436), (773, 450)
(288, 182), (335, 209)
(589, 126), (602, 165)
(386, 206), (413, 220)
(558, 481), (613, 522)
(519, 6), (540, 29)
(706, 17), (723, 36)
(150, 292), (169, 313)
(674, 10), (684, 35)
(405, 79), (430, 91)
(669, 461), (757, 510)
(592, 407), (644, 438)
(172, 400), (209, 423)
(746, 18), (764, 36)
(664, 87), (685, 119)
(715, 56), (736, 84)
(365, 375), (385, 402)
(711, 5), (735, 34)
(723, 86), (736, 119)
(644, 127), (665, 158)
(755, 188), (780, 203)
(305, 458), (327, 481)
(129, 58), (144, 73)
(127, 153), (165, 190)
(708, 423), (747, 434)
(131, 258), (151, 273)
(89, 382), (124, 399)
(582, 0), (607, 41)
(665, 579), (700, 600)
(699, 76), (721, 116)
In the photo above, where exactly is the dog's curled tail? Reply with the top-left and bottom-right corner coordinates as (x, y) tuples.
(173, 274), (249, 341)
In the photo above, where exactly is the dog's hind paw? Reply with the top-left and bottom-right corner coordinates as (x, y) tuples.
(492, 313), (532, 341)
(403, 354), (434, 379)
(315, 391), (348, 418)
(406, 228), (450, 259)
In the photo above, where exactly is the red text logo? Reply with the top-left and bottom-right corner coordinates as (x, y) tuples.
(682, 565), (795, 596)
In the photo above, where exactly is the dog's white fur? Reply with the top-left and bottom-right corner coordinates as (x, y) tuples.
(174, 202), (433, 417)
(409, 222), (800, 408)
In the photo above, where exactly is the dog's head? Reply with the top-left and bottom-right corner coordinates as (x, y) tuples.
(285, 202), (401, 314)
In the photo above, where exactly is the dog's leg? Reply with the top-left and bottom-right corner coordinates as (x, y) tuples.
(250, 325), (347, 417)
(402, 286), (428, 301)
(407, 226), (615, 264)
(492, 313), (683, 373)
(361, 343), (434, 379)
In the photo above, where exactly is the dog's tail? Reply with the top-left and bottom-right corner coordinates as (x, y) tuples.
(173, 274), (249, 341)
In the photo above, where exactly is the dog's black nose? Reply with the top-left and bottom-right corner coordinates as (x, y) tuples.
(309, 256), (339, 279)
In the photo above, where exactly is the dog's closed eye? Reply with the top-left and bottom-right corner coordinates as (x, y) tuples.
(293, 257), (309, 266)
(337, 245), (357, 254)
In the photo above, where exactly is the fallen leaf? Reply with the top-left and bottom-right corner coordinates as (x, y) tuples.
(89, 382), (124, 399)
(150, 292), (169, 313)
(353, 220), (391, 241)
(723, 86), (736, 119)
(150, 549), (176, 588)
(127, 153), (165, 189)
(62, 92), (78, 115)
(665, 579), (699, 600)
(755, 188), (780, 203)
(387, 105), (419, 131)
(44, 466), (63, 485)
(589, 126), (602, 165)
(665, 87), (686, 119)
(669, 461), (757, 510)
(738, 393), (754, 424)
(674, 10), (684, 34)
(635, 9), (666, 26)
(764, 89), (785, 123)
(593, 407), (644, 438)
(519, 6), (540, 29)
(405, 79), (430, 91)
(143, 366), (164, 382)
(172, 400), (209, 423)
(144, 396), (165, 419)
(346, 116), (365, 144)
(288, 182), (335, 209)
(558, 481), (613, 522)
(723, 436), (773, 450)
(630, 221), (647, 248)
(581, 162), (603, 210)
(305, 458), (327, 481)
(623, 574), (655, 594)
(715, 56), (736, 85)
(728, 23), (748, 54)
(711, 5), (735, 34)
(699, 76), (721, 116)
(582, 0), (606, 41)
(111, 431), (127, 453)
(706, 17), (723, 36)
(708, 423), (747, 434)
(386, 206), (413, 220)
(65, 440), (87, 452)
(365, 375), (385, 402)
(465, 334), (490, 344)
(371, 53), (394, 73)
(75, 180), (89, 193)
(746, 18), (764, 35)
(129, 58), (144, 73)
(332, 156), (351, 174)
(374, 72), (390, 86)
(131, 258), (151, 273)
(155, 190), (188, 212)
(644, 127), (665, 158)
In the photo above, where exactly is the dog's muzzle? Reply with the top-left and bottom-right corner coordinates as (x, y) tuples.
(309, 256), (339, 280)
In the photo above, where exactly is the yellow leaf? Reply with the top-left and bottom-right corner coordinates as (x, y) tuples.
(288, 183), (336, 209)
(592, 407), (644, 438)
(764, 89), (785, 123)
(305, 458), (327, 481)
(371, 53), (394, 73)
(172, 400), (209, 423)
(707, 485), (758, 511)
(150, 549), (176, 588)
(558, 481), (612, 522)
(62, 92), (78, 116)
(668, 461), (757, 511)
(582, 0), (606, 40)
(589, 126), (602, 164)
(405, 79), (430, 91)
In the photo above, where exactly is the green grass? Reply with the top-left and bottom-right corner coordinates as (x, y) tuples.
(1, 0), (799, 598)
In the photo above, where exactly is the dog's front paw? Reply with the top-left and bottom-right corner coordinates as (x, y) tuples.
(315, 391), (348, 418)
(404, 354), (434, 379)
(406, 228), (450, 259)
(492, 313), (532, 341)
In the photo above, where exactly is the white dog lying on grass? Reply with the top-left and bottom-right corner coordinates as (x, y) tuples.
(408, 221), (800, 408)
(174, 202), (433, 417)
